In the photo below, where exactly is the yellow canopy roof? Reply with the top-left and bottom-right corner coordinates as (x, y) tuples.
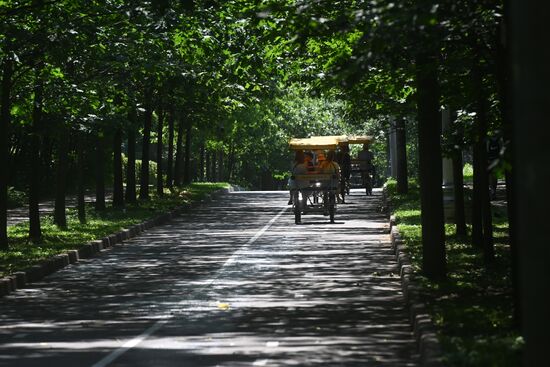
(289, 136), (346, 150)
(347, 135), (374, 144)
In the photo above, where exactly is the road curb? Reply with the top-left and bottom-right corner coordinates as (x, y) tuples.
(383, 187), (444, 367)
(0, 187), (231, 298)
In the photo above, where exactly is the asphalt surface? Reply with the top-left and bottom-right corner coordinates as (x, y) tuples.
(0, 189), (418, 366)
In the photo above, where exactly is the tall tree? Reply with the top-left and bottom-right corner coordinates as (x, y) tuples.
(112, 126), (124, 207)
(395, 117), (408, 194)
(166, 107), (175, 189)
(0, 53), (14, 250)
(125, 107), (137, 203)
(53, 134), (68, 228)
(156, 106), (164, 196)
(416, 48), (446, 279)
(139, 87), (153, 200)
(95, 131), (106, 211)
(28, 67), (44, 243)
(510, 0), (550, 364)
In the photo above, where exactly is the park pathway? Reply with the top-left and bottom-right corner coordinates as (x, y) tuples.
(0, 189), (418, 366)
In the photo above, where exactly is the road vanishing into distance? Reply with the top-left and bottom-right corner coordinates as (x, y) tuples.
(0, 189), (418, 366)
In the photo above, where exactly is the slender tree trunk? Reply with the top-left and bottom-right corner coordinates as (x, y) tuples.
(451, 114), (467, 237)
(112, 127), (124, 207)
(140, 89), (153, 200)
(183, 121), (192, 184)
(395, 117), (408, 194)
(29, 68), (43, 243)
(227, 143), (235, 181)
(205, 149), (211, 181)
(415, 50), (446, 280)
(211, 151), (217, 182)
(472, 51), (494, 263)
(199, 144), (205, 181)
(95, 131), (106, 211)
(156, 108), (164, 196)
(497, 9), (520, 326)
(125, 108), (137, 203)
(53, 134), (68, 228)
(510, 1), (550, 363)
(76, 135), (86, 224)
(166, 108), (175, 189)
(0, 55), (13, 250)
(173, 114), (185, 186)
(218, 150), (224, 182)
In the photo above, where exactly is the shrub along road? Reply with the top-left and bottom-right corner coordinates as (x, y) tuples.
(0, 189), (418, 366)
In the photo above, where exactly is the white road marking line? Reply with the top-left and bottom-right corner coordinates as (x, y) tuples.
(91, 205), (287, 367)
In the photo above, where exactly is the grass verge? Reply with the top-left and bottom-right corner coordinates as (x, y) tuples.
(1, 183), (229, 277)
(385, 179), (522, 366)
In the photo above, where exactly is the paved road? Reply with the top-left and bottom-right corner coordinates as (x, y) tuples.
(0, 189), (418, 366)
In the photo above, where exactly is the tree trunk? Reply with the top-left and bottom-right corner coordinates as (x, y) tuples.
(112, 127), (124, 207)
(95, 131), (106, 211)
(415, 50), (446, 280)
(395, 117), (408, 194)
(205, 149), (211, 181)
(451, 113), (467, 237)
(156, 108), (164, 196)
(211, 151), (217, 182)
(139, 88), (153, 200)
(199, 144), (205, 181)
(218, 150), (224, 182)
(76, 135), (86, 224)
(29, 69), (43, 243)
(53, 134), (68, 228)
(496, 9), (520, 326)
(166, 108), (175, 189)
(173, 114), (185, 186)
(510, 0), (550, 363)
(472, 51), (494, 263)
(183, 121), (192, 184)
(0, 55), (13, 250)
(125, 108), (137, 203)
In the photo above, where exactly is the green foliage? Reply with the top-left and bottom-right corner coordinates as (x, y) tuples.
(386, 178), (521, 367)
(1, 183), (228, 276)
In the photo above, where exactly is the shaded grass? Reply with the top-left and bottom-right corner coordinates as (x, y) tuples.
(1, 183), (228, 277)
(386, 179), (522, 366)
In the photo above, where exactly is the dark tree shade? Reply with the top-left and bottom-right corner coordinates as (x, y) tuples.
(510, 1), (550, 364)
(416, 50), (446, 280)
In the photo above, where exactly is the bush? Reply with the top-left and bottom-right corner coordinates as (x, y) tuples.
(121, 154), (158, 184)
(7, 187), (27, 209)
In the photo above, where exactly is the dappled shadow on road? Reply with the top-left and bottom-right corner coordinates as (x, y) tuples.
(0, 190), (417, 366)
